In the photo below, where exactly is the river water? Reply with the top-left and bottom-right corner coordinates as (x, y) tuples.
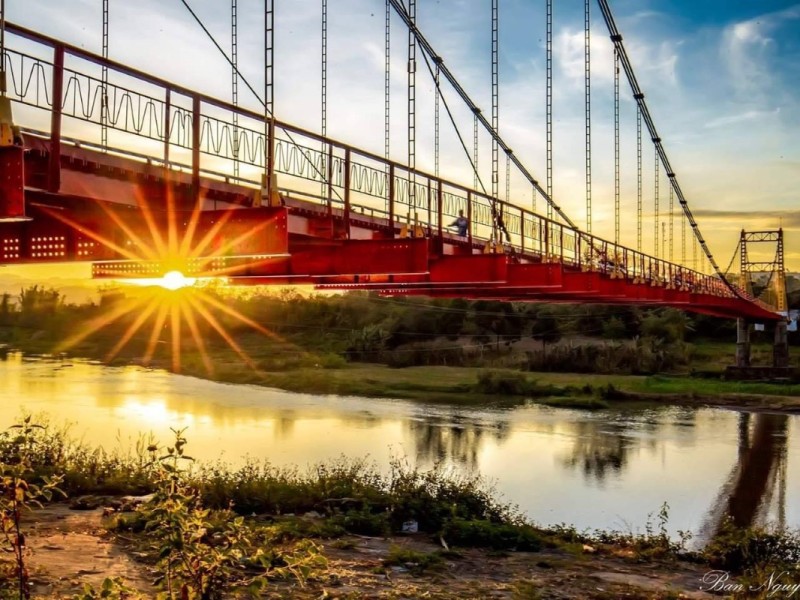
(1, 351), (797, 539)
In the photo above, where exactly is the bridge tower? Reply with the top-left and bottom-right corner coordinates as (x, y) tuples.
(733, 229), (790, 373)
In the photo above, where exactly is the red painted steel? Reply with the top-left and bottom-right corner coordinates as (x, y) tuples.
(0, 146), (25, 220)
(0, 21), (784, 323)
(0, 135), (778, 321)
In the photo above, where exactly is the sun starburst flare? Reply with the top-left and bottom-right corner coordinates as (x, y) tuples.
(51, 181), (307, 374)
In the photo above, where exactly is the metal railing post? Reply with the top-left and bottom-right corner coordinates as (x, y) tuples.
(467, 191), (473, 246)
(191, 95), (201, 205)
(437, 179), (443, 243)
(343, 148), (351, 238)
(48, 44), (65, 193)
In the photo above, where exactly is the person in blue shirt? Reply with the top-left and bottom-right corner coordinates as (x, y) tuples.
(450, 210), (469, 236)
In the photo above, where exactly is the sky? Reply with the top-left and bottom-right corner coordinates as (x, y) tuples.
(2, 0), (799, 298)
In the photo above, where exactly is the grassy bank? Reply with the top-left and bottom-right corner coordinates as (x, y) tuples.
(5, 337), (800, 414)
(3, 418), (799, 599)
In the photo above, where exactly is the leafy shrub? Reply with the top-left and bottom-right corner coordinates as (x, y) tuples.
(441, 518), (542, 551)
(382, 546), (445, 574)
(474, 370), (531, 395)
(704, 521), (800, 573)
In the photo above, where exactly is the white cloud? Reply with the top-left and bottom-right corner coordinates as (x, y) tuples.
(704, 108), (780, 129)
(721, 4), (800, 99)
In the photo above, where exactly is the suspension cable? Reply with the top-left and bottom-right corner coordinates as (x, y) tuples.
(265, 0), (273, 117)
(584, 0), (591, 234)
(418, 42), (487, 197)
(101, 0), (108, 152)
(654, 151), (659, 259)
(491, 0), (499, 239)
(669, 181), (674, 262)
(613, 47), (620, 246)
(722, 239), (741, 277)
(596, 0), (735, 291)
(505, 154), (510, 203)
(418, 36), (509, 241)
(407, 0), (416, 213)
(232, 0), (239, 179)
(0, 0), (5, 94)
(545, 0), (553, 221)
(387, 0), (577, 229)
(681, 210), (686, 265)
(264, 0), (274, 187)
(473, 113), (478, 190)
(434, 62), (440, 178)
(384, 0), (390, 210)
(321, 0), (327, 199)
(636, 106), (642, 253)
(321, 0), (327, 140)
(179, 0), (344, 205)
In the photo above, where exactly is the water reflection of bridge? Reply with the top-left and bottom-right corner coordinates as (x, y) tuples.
(702, 413), (789, 538)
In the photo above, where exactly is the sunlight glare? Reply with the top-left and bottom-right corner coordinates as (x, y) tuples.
(159, 270), (196, 291)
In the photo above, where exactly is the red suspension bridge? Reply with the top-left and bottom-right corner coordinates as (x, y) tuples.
(0, 1), (789, 341)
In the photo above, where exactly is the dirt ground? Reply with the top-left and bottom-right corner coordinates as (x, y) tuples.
(21, 505), (722, 599)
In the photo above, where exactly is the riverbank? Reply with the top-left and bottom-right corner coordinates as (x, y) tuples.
(27, 503), (721, 599)
(171, 360), (800, 413)
(4, 335), (800, 413)
(6, 422), (797, 600)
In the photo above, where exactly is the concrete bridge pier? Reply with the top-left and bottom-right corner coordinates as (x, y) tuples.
(735, 318), (751, 368)
(773, 320), (789, 369)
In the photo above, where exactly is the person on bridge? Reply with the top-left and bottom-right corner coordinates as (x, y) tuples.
(450, 210), (469, 237)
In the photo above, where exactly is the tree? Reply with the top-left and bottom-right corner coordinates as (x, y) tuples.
(530, 308), (562, 356)
(17, 286), (61, 328)
(471, 300), (522, 350)
(0, 293), (12, 325)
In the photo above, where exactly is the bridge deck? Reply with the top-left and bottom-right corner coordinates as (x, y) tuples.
(0, 22), (782, 321)
(0, 134), (781, 322)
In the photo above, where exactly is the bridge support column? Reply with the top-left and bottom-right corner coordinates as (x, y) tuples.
(735, 318), (751, 368)
(773, 320), (789, 369)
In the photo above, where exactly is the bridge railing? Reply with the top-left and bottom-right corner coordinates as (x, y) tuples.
(2, 22), (758, 303)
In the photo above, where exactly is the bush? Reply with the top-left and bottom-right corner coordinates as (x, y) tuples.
(704, 522), (800, 573)
(441, 518), (542, 551)
(382, 546), (445, 574)
(385, 340), (469, 368)
(474, 370), (531, 395)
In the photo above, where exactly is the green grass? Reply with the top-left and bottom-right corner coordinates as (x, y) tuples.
(6, 325), (800, 410)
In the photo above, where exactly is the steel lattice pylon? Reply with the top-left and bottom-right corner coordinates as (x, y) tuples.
(739, 229), (788, 313)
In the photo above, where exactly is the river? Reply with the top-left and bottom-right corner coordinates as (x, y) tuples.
(1, 351), (797, 539)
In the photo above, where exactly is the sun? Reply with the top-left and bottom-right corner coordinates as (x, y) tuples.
(44, 183), (302, 376)
(126, 270), (198, 291)
(159, 270), (196, 291)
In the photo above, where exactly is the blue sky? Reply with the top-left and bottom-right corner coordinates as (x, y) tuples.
(4, 0), (800, 275)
